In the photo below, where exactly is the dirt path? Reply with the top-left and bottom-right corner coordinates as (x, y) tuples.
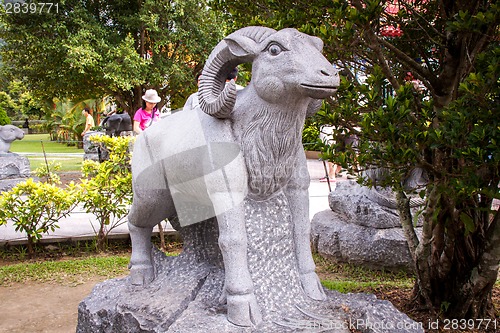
(0, 277), (105, 333)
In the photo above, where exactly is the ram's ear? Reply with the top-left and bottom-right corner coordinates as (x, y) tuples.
(224, 35), (258, 58)
(309, 36), (324, 52)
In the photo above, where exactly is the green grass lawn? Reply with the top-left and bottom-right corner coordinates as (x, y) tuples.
(28, 156), (83, 172)
(10, 134), (83, 154)
(0, 255), (130, 286)
(10, 134), (84, 172)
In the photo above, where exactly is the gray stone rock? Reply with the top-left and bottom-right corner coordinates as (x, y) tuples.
(329, 181), (401, 229)
(328, 181), (423, 229)
(312, 210), (419, 272)
(324, 290), (425, 332)
(0, 153), (31, 191)
(78, 271), (423, 332)
(312, 180), (423, 272)
(0, 154), (30, 179)
(0, 178), (28, 192)
(83, 131), (107, 161)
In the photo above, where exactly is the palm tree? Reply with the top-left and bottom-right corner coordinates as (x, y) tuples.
(45, 97), (110, 147)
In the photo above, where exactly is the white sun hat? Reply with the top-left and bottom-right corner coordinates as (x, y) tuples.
(142, 89), (161, 103)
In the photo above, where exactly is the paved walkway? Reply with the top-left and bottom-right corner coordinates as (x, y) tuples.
(18, 153), (83, 157)
(0, 159), (346, 246)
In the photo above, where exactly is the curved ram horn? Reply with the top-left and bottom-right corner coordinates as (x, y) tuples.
(198, 26), (276, 119)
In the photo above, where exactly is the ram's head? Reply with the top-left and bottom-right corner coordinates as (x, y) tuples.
(0, 125), (25, 153)
(199, 26), (340, 118)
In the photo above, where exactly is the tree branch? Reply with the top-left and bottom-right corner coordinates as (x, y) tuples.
(414, 183), (440, 314)
(364, 30), (401, 90)
(397, 190), (420, 257)
(401, 1), (445, 42)
(378, 37), (433, 83)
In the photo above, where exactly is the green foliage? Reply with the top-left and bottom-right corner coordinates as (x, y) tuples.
(42, 97), (107, 145)
(34, 161), (62, 185)
(76, 135), (134, 250)
(44, 99), (87, 144)
(0, 0), (227, 114)
(0, 179), (77, 257)
(0, 80), (46, 120)
(0, 104), (10, 125)
(440, 47), (500, 203)
(0, 90), (17, 119)
(219, 0), (499, 216)
(302, 114), (323, 151)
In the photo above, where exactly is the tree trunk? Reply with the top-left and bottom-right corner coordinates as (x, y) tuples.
(97, 218), (108, 251)
(130, 86), (144, 119)
(400, 189), (499, 319)
(158, 222), (166, 252)
(112, 86), (144, 119)
(27, 235), (35, 259)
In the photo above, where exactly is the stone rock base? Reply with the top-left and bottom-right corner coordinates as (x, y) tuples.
(77, 192), (423, 332)
(0, 154), (30, 192)
(82, 131), (108, 161)
(0, 178), (28, 192)
(77, 249), (423, 333)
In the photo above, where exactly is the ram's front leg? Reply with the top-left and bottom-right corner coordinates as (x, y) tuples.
(212, 194), (262, 327)
(128, 221), (155, 285)
(127, 187), (173, 286)
(286, 153), (326, 301)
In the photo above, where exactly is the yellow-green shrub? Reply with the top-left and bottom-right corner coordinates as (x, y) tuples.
(76, 135), (134, 250)
(0, 179), (77, 256)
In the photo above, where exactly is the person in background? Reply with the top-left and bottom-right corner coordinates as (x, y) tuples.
(183, 72), (202, 112)
(100, 104), (117, 127)
(228, 67), (244, 91)
(133, 89), (161, 135)
(81, 107), (95, 137)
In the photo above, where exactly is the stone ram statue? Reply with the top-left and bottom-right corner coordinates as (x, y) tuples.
(127, 26), (340, 327)
(101, 113), (132, 137)
(0, 125), (25, 154)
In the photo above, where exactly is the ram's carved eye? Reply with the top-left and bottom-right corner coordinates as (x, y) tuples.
(265, 42), (287, 56)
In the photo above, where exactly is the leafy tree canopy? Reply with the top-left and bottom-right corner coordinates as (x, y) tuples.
(0, 0), (227, 115)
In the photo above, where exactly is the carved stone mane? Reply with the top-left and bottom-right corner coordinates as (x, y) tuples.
(242, 106), (304, 198)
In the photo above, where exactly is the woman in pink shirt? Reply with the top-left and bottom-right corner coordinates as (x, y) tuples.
(133, 89), (161, 134)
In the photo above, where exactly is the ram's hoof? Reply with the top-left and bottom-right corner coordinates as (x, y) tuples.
(128, 264), (155, 286)
(227, 293), (262, 327)
(300, 271), (326, 301)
